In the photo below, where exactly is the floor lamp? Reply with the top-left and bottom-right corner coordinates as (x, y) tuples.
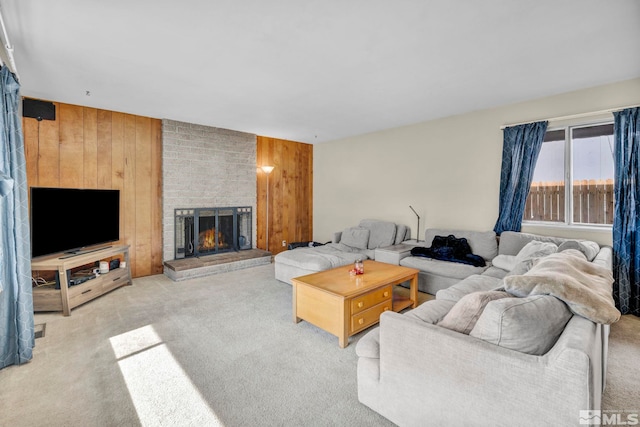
(261, 165), (275, 252)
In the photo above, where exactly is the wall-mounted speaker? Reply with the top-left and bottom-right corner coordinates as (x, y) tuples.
(23, 98), (56, 121)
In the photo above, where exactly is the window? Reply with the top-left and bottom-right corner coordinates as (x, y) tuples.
(524, 122), (614, 226)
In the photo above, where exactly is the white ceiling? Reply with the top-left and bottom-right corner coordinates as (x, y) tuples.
(1, 0), (639, 143)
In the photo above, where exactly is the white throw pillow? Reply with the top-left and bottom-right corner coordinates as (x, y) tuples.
(491, 254), (517, 271)
(437, 290), (512, 334)
(514, 240), (558, 264)
(507, 240), (558, 276)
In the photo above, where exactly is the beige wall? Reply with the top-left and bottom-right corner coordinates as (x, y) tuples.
(314, 78), (640, 246)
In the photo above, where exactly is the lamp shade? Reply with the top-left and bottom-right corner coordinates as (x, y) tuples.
(261, 165), (275, 174)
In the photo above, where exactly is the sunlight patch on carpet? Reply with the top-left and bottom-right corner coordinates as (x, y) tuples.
(110, 325), (224, 427)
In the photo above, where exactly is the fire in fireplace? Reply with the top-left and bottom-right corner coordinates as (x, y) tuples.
(174, 207), (252, 259)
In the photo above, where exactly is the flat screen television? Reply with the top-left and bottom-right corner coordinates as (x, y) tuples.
(30, 187), (120, 258)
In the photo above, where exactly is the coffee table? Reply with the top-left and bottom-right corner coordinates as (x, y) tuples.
(292, 260), (419, 348)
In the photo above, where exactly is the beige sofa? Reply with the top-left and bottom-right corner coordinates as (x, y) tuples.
(356, 231), (618, 426)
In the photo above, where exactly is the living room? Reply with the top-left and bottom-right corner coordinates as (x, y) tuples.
(1, 1), (640, 426)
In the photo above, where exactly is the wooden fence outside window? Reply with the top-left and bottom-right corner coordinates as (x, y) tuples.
(524, 179), (614, 225)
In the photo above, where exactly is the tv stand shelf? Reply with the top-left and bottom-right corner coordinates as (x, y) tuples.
(31, 245), (132, 316)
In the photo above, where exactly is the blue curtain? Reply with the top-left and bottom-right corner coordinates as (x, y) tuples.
(0, 66), (34, 368)
(494, 121), (548, 235)
(613, 107), (640, 316)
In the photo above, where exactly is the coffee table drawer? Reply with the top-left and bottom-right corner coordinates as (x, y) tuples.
(351, 285), (392, 314)
(351, 300), (392, 334)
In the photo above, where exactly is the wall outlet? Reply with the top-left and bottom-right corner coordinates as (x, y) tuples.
(282, 240), (287, 247)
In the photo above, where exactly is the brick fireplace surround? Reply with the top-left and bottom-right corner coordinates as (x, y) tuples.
(162, 120), (267, 279)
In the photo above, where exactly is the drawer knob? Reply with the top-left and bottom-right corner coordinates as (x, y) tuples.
(358, 301), (364, 308)
(383, 291), (389, 297)
(358, 318), (364, 325)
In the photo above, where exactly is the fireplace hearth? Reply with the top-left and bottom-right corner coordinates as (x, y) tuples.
(174, 207), (252, 259)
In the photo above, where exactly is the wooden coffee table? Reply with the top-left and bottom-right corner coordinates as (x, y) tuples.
(292, 260), (419, 348)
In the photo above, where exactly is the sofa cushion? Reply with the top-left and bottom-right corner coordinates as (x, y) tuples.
(394, 224), (408, 245)
(498, 231), (600, 260)
(481, 266), (509, 279)
(469, 295), (573, 355)
(435, 274), (503, 302)
(424, 229), (497, 261)
(400, 256), (488, 280)
(498, 231), (566, 256)
(359, 219), (397, 249)
(340, 227), (370, 249)
(405, 299), (456, 324)
(437, 291), (512, 334)
(558, 240), (600, 262)
(274, 243), (366, 271)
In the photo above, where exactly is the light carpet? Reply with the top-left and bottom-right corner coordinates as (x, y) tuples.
(0, 263), (638, 426)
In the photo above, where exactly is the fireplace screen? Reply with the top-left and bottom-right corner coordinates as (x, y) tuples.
(175, 207), (252, 259)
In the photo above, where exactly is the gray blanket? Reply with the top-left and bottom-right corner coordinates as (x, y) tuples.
(503, 249), (620, 324)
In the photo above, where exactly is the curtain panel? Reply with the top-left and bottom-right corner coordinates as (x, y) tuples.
(613, 107), (640, 316)
(493, 121), (548, 235)
(0, 66), (34, 368)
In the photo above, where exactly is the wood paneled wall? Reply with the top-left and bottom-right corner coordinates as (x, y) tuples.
(23, 99), (163, 278)
(257, 136), (313, 255)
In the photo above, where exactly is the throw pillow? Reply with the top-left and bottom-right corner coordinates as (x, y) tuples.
(469, 295), (573, 355)
(437, 290), (512, 335)
(514, 240), (558, 264)
(394, 224), (408, 245)
(491, 254), (517, 271)
(359, 219), (397, 249)
(506, 240), (558, 276)
(340, 227), (370, 250)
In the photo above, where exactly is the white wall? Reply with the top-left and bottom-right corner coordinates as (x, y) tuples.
(314, 78), (640, 246)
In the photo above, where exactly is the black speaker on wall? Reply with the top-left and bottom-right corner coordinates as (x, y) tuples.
(23, 98), (56, 121)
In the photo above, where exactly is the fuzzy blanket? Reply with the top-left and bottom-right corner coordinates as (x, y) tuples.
(503, 250), (620, 324)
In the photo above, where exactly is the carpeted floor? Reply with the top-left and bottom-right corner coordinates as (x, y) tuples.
(0, 263), (637, 426)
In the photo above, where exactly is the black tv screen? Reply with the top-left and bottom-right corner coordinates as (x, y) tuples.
(30, 187), (120, 258)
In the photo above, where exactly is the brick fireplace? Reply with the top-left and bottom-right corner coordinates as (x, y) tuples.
(162, 120), (257, 263)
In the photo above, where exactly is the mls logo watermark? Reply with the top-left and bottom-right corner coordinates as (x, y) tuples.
(580, 410), (639, 425)
(580, 410), (601, 425)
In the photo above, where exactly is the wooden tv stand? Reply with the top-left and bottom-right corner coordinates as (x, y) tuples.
(31, 245), (132, 316)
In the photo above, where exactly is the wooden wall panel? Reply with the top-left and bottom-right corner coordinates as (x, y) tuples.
(256, 136), (313, 255)
(149, 120), (163, 275)
(22, 98), (163, 278)
(38, 113), (60, 187)
(83, 107), (98, 188)
(123, 114), (138, 276)
(134, 116), (152, 277)
(23, 118), (39, 188)
(96, 109), (112, 188)
(59, 104), (84, 187)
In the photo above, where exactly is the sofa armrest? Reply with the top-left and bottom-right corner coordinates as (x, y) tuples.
(374, 311), (601, 424)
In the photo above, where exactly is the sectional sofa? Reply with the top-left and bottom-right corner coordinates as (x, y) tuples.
(274, 219), (410, 284)
(356, 230), (619, 426)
